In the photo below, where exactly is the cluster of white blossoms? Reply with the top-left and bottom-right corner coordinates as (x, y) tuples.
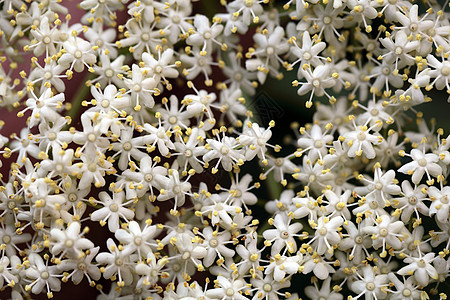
(0, 0), (450, 299)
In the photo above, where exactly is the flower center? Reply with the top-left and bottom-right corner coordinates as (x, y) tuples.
(357, 131), (366, 140)
(182, 251), (191, 260)
(157, 129), (166, 139)
(234, 190), (242, 197)
(441, 65), (450, 76)
(198, 58), (206, 66)
(234, 72), (243, 81)
(173, 185), (181, 194)
(133, 84), (142, 92)
(441, 195), (449, 204)
(2, 235), (11, 244)
(323, 16), (332, 25)
(105, 69), (114, 78)
(41, 271), (50, 280)
(418, 158), (427, 167)
(220, 146), (230, 155)
(318, 227), (327, 236)
(203, 31), (212, 40)
(168, 116), (178, 124)
(115, 258), (123, 266)
(374, 182), (383, 190)
(417, 259), (426, 268)
(280, 231), (289, 239)
(68, 193), (78, 202)
(109, 203), (119, 212)
(184, 149), (193, 157)
(226, 288), (235, 296)
(87, 133), (97, 142)
(314, 140), (323, 148)
(141, 33), (150, 41)
(209, 239), (218, 247)
(409, 23), (418, 32)
(403, 289), (412, 297)
(275, 158), (284, 166)
(134, 237), (142, 245)
(55, 164), (64, 172)
(96, 39), (103, 47)
(172, 15), (181, 24)
(369, 201), (378, 209)
(408, 196), (417, 205)
(101, 99), (110, 108)
(88, 163), (97, 172)
(155, 65), (163, 74)
(335, 202), (345, 211)
(122, 142), (132, 151)
(266, 46), (275, 55)
(379, 228), (388, 237)
(21, 139), (30, 147)
(366, 282), (375, 291)
(144, 173), (153, 182)
(172, 263), (181, 272)
(78, 263), (86, 271)
(394, 46), (403, 55)
(48, 132), (57, 141)
(43, 36), (51, 44)
(7, 201), (16, 210)
(312, 79), (321, 88)
(355, 236), (363, 244)
(303, 51), (312, 60)
(245, 0), (254, 7)
(408, 242), (416, 251)
(370, 108), (379, 116)
(74, 50), (83, 59)
(44, 71), (53, 80)
(263, 283), (272, 292)
(65, 239), (74, 247)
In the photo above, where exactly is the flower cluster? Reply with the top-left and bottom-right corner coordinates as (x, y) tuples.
(0, 0), (449, 299)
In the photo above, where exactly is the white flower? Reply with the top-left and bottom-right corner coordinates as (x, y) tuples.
(25, 253), (61, 297)
(304, 277), (343, 300)
(203, 135), (245, 173)
(294, 64), (336, 108)
(199, 226), (235, 267)
(186, 15), (224, 55)
(205, 276), (247, 300)
(115, 220), (159, 258)
(58, 246), (101, 286)
(350, 266), (389, 300)
(296, 124), (333, 163)
(59, 36), (97, 73)
(343, 117), (382, 159)
(124, 64), (158, 111)
(264, 253), (302, 282)
(362, 215), (405, 255)
(50, 222), (94, 259)
(90, 191), (135, 233)
(19, 88), (64, 128)
(142, 48), (179, 84)
(427, 185), (450, 223)
(263, 214), (304, 255)
(392, 181), (428, 223)
(238, 121), (273, 163)
(397, 252), (438, 287)
(398, 148), (442, 185)
(96, 238), (134, 286)
(379, 30), (419, 68)
(0, 256), (18, 290)
(310, 216), (343, 255)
